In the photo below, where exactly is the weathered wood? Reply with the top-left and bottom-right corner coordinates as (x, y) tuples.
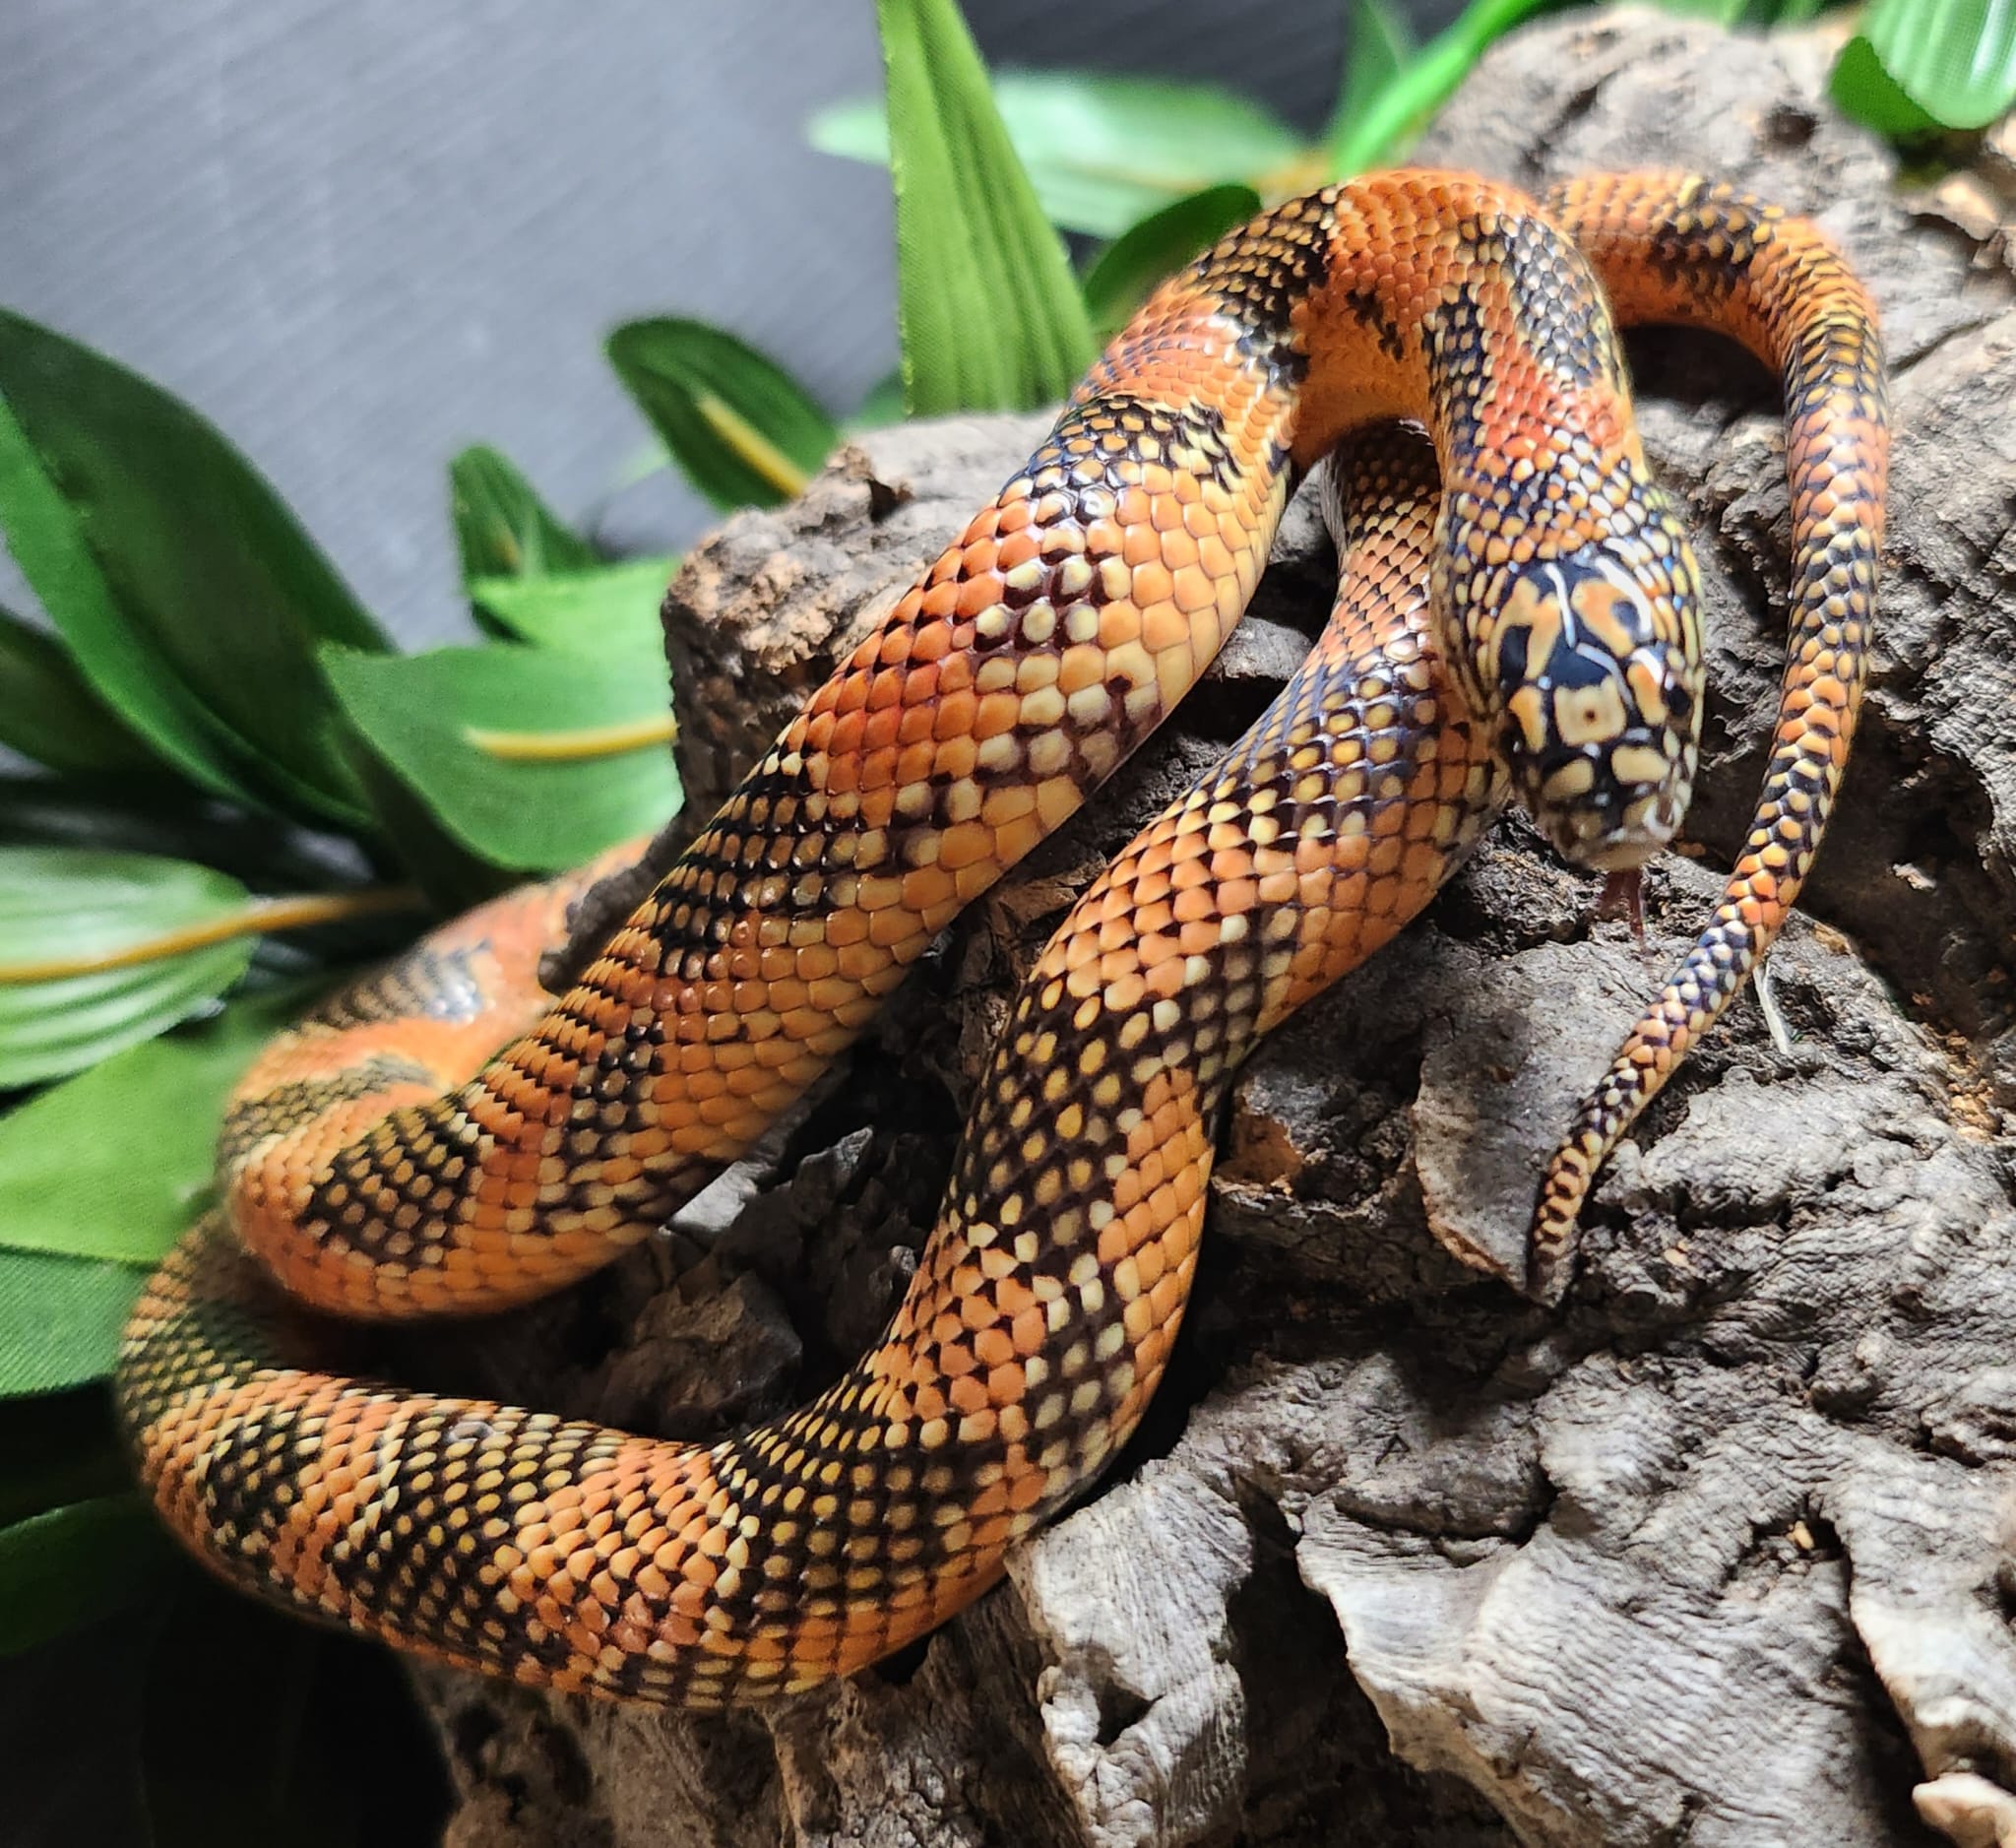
(413, 13), (2016, 1843)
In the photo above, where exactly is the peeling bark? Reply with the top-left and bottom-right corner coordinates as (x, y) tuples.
(409, 13), (2016, 1844)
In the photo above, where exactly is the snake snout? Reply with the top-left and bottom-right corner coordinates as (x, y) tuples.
(1488, 545), (1705, 873)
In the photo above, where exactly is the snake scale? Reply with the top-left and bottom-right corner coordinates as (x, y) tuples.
(116, 170), (1887, 1708)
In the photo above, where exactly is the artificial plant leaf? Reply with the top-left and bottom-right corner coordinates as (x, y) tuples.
(0, 308), (387, 825)
(0, 1496), (173, 1657)
(605, 320), (837, 512)
(468, 556), (675, 663)
(1853, 0), (2014, 129)
(0, 849), (256, 1088)
(0, 604), (152, 775)
(1082, 184), (1263, 337)
(0, 985), (311, 1267)
(877, 0), (1099, 414)
(1330, 0), (1561, 175)
(0, 1248), (146, 1395)
(811, 71), (1304, 237)
(449, 445), (599, 588)
(1830, 32), (1946, 135)
(325, 643), (680, 873)
(1328, 0), (1416, 163)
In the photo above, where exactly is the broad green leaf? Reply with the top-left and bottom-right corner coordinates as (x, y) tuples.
(811, 72), (1305, 238)
(1831, 32), (1946, 134)
(0, 603), (151, 775)
(605, 320), (838, 512)
(877, 0), (1098, 414)
(0, 986), (310, 1267)
(0, 1248), (146, 1394)
(1653, 0), (1839, 19)
(0, 1495), (172, 1656)
(1329, 0), (1416, 162)
(0, 849), (255, 1088)
(468, 556), (675, 662)
(1082, 184), (1263, 337)
(1856, 0), (2016, 129)
(1330, 0), (1562, 175)
(325, 643), (681, 872)
(0, 309), (387, 826)
(449, 445), (599, 588)
(336, 740), (515, 915)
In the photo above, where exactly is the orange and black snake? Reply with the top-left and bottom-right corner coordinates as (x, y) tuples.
(116, 171), (1887, 1708)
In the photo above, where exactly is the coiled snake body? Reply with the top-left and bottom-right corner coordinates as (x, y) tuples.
(117, 171), (1887, 1708)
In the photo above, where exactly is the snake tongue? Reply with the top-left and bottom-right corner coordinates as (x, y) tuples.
(1596, 866), (1645, 942)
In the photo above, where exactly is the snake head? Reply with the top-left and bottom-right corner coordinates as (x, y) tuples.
(1478, 532), (1705, 872)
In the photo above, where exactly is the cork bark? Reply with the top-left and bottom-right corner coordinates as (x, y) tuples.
(418, 13), (2016, 1844)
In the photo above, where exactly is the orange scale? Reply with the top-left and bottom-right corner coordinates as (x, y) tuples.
(991, 815), (1043, 868)
(919, 581), (962, 621)
(1120, 521), (1163, 568)
(998, 529), (1042, 571)
(930, 688), (980, 742)
(958, 578), (1004, 621)
(974, 690), (1024, 739)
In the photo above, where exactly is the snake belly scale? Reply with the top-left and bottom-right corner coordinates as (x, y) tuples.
(117, 170), (1886, 1707)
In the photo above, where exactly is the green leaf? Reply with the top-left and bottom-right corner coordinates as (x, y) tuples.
(0, 603), (152, 775)
(1082, 184), (1263, 337)
(0, 308), (388, 826)
(1831, 32), (1947, 134)
(0, 1248), (146, 1394)
(468, 555), (674, 662)
(605, 320), (838, 513)
(1852, 0), (2015, 130)
(1330, 0), (1562, 175)
(449, 445), (599, 588)
(0, 986), (309, 1267)
(325, 643), (680, 873)
(812, 71), (1304, 238)
(0, 849), (256, 1088)
(0, 1495), (173, 1655)
(877, 1), (1099, 414)
(1328, 0), (1415, 162)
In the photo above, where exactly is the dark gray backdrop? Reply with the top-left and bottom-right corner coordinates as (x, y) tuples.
(1, 0), (1456, 647)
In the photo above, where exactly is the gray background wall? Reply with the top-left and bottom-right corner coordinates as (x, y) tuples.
(1, 0), (1456, 648)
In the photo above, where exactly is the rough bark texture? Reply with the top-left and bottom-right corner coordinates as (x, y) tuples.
(410, 14), (2016, 1845)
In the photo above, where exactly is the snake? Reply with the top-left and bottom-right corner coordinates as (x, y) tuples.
(116, 170), (1887, 1708)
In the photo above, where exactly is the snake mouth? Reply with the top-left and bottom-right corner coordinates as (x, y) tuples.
(1514, 734), (1692, 873)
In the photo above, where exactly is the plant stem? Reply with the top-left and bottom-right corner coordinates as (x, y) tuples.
(465, 713), (680, 763)
(0, 886), (423, 984)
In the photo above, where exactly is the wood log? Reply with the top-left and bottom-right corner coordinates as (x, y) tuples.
(414, 13), (2016, 1843)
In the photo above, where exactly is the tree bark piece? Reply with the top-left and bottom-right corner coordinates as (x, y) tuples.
(409, 12), (2016, 1843)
